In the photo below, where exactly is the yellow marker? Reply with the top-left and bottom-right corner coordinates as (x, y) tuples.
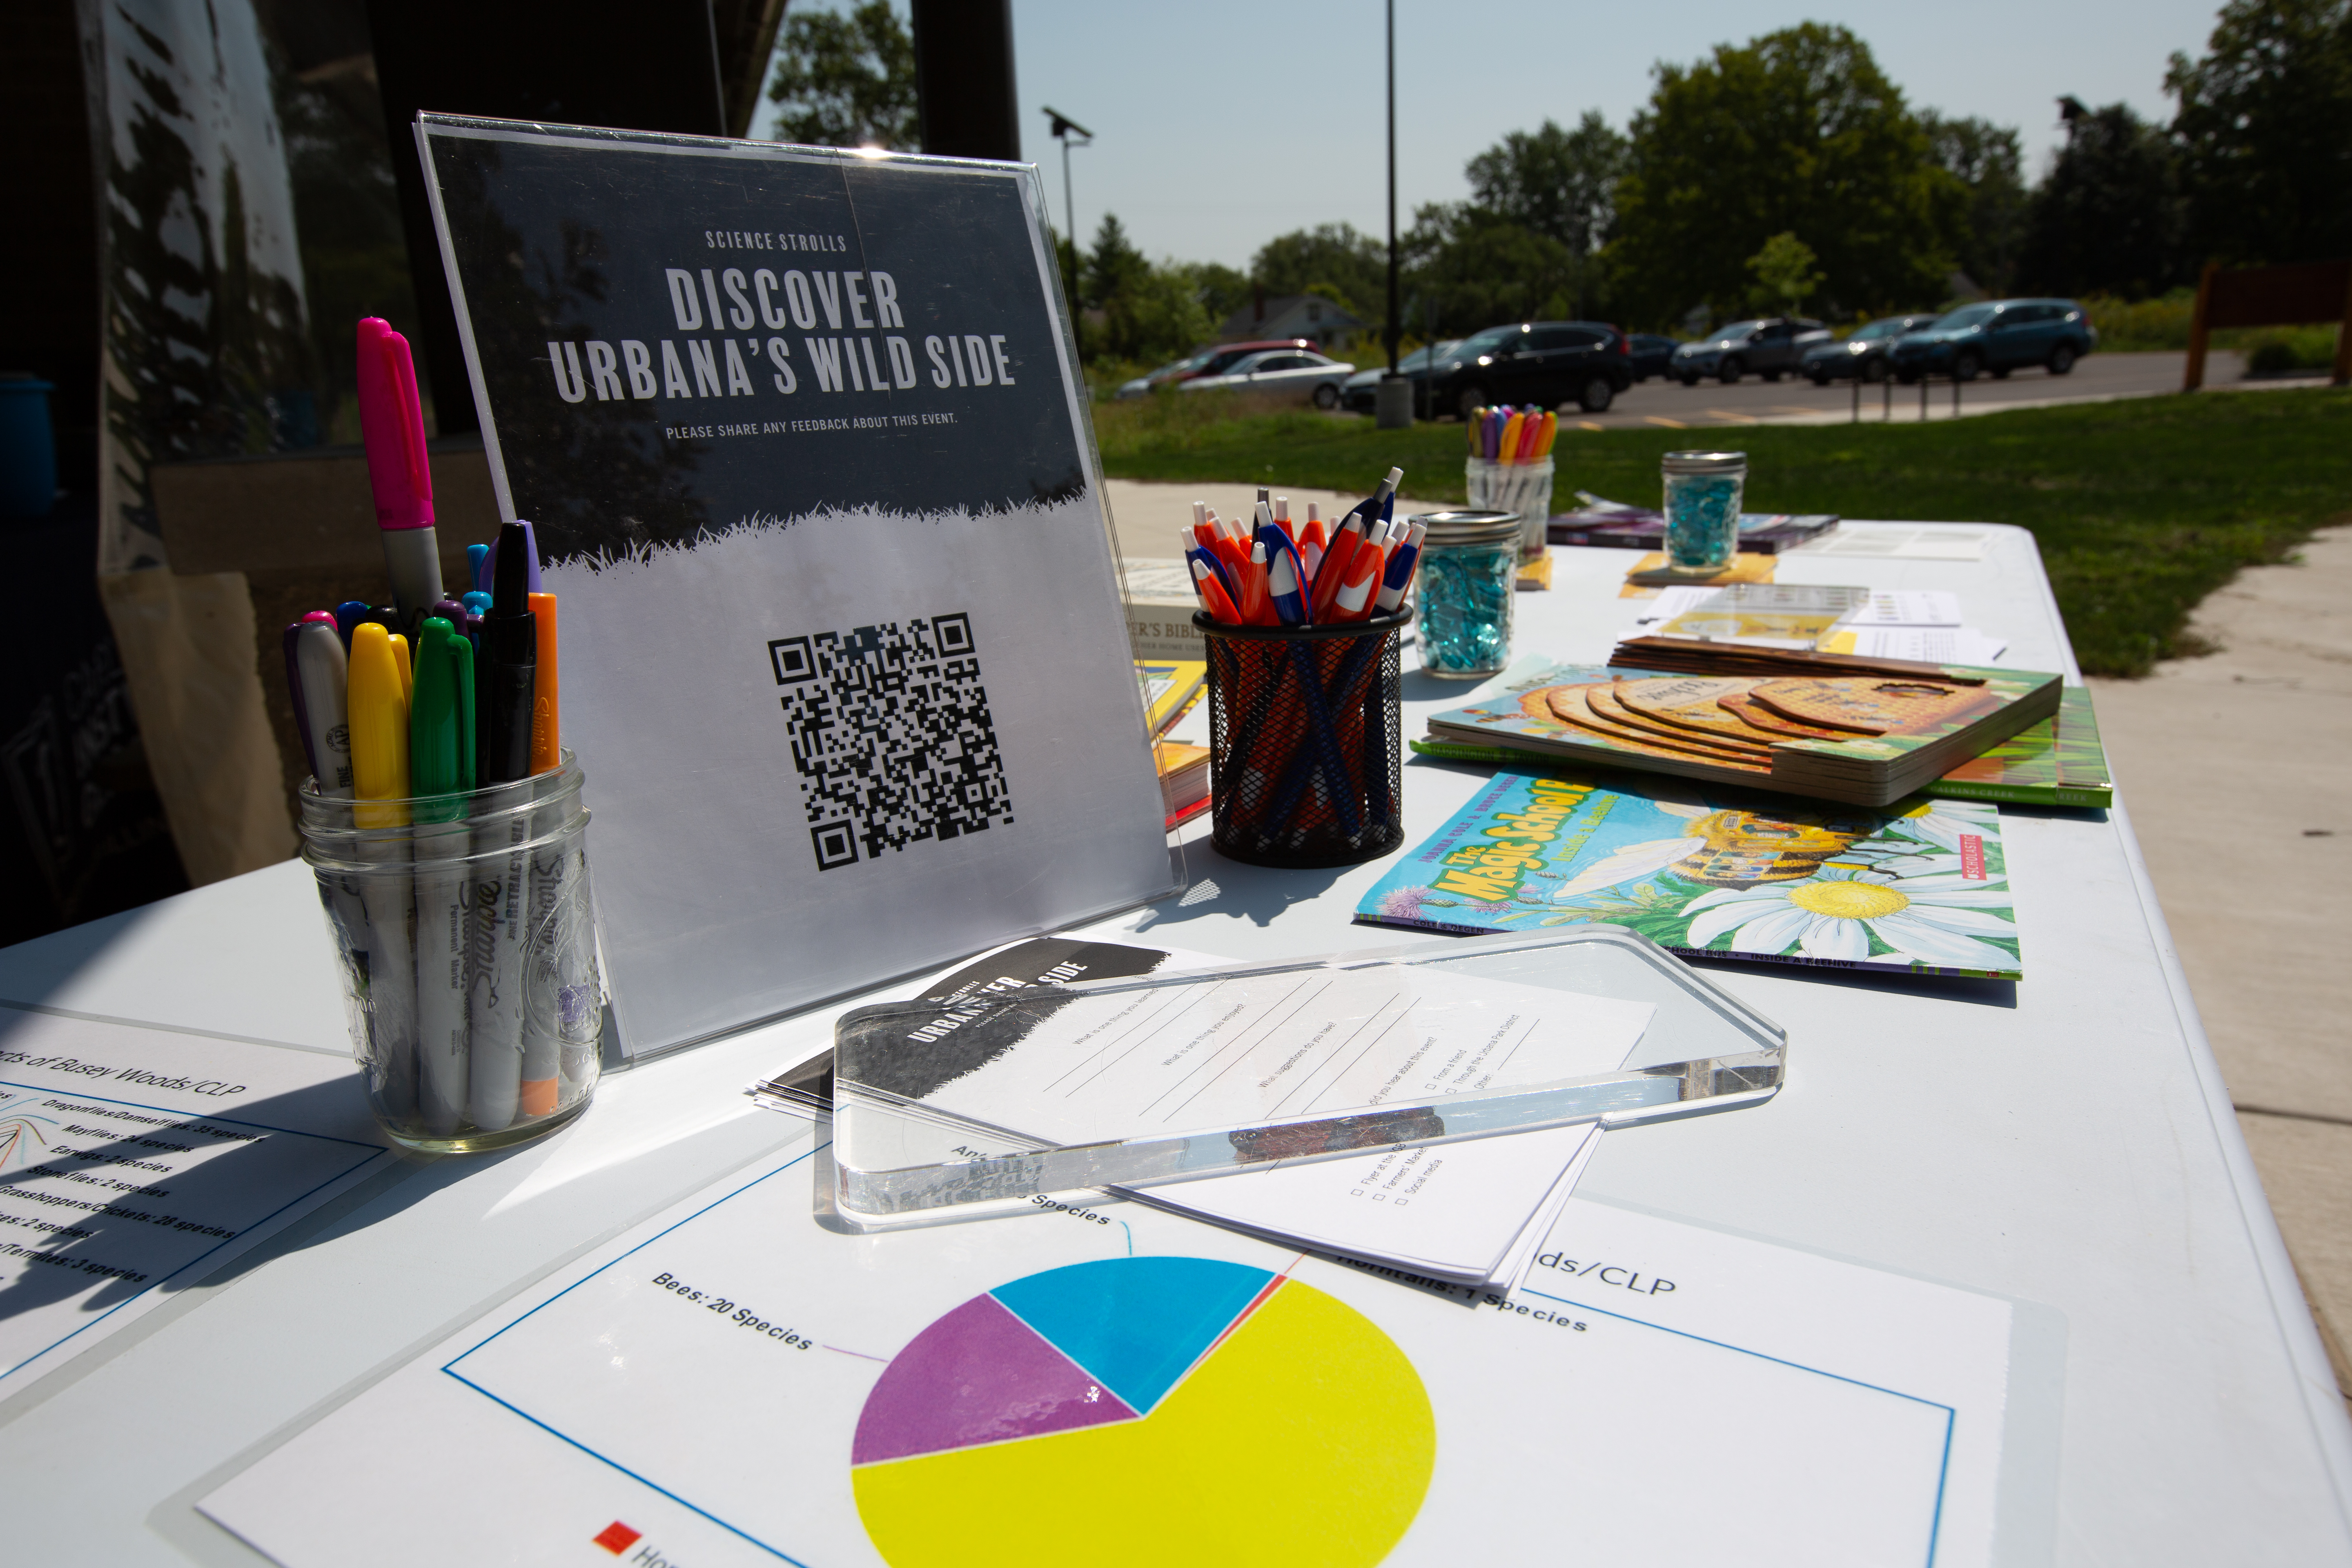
(1499, 411), (1524, 464)
(527, 590), (561, 775)
(348, 623), (412, 826)
(384, 632), (413, 706)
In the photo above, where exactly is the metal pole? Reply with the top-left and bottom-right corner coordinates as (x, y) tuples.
(1851, 376), (1859, 425)
(1920, 376), (1929, 421)
(1061, 137), (1075, 256)
(1883, 373), (1892, 422)
(1385, 0), (1399, 376)
(1952, 375), (1961, 418)
(1372, 0), (1412, 428)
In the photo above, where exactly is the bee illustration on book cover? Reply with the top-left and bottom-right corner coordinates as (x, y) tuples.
(1359, 769), (2022, 981)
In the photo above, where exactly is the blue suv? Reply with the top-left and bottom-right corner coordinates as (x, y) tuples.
(1889, 299), (2096, 383)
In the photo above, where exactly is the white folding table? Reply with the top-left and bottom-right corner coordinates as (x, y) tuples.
(2, 523), (2347, 1562)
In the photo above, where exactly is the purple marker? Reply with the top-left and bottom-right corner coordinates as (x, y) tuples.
(481, 518), (544, 600)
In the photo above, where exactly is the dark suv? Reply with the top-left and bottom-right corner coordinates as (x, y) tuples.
(1424, 321), (1635, 416)
(1669, 318), (1829, 384)
(1889, 299), (2097, 382)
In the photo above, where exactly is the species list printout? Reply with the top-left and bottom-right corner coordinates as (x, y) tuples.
(199, 1137), (2033, 1567)
(0, 1010), (394, 1392)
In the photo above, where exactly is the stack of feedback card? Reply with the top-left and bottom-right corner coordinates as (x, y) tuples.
(1817, 591), (2008, 665)
(751, 937), (1623, 1295)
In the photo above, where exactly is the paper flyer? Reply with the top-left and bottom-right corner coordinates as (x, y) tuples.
(0, 1010), (393, 1394)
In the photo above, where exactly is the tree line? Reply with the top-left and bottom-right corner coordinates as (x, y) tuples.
(767, 1), (2352, 363)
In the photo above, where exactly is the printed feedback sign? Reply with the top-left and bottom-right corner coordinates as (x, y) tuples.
(419, 118), (1171, 1056)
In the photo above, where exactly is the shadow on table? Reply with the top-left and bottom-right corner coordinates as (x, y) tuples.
(1682, 951), (2020, 1010)
(1402, 669), (1496, 705)
(0, 1064), (513, 1332)
(1136, 842), (1358, 933)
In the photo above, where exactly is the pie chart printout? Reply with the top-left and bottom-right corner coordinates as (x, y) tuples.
(851, 1256), (1437, 1567)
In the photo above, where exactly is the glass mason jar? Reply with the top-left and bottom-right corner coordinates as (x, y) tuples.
(1465, 456), (1557, 560)
(298, 753), (601, 1153)
(1661, 450), (1748, 573)
(1411, 510), (1521, 679)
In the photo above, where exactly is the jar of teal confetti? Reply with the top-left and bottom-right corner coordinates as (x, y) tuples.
(1410, 510), (1520, 679)
(1661, 450), (1747, 573)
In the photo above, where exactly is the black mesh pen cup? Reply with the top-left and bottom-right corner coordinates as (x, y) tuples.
(1195, 608), (1412, 869)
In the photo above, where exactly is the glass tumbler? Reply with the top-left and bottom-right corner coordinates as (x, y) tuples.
(298, 753), (601, 1153)
(1661, 450), (1748, 573)
(1410, 510), (1522, 679)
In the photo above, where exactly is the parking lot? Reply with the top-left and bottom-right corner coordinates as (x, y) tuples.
(1506, 349), (2246, 430)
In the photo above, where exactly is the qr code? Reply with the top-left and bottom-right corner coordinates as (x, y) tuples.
(768, 612), (1012, 871)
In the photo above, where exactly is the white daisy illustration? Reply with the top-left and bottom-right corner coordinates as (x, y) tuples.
(1884, 798), (2000, 854)
(1682, 864), (2018, 967)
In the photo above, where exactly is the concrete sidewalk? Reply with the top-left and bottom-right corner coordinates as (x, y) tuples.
(2089, 525), (2352, 1403)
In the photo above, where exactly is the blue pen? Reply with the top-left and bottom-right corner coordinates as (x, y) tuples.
(334, 601), (371, 649)
(1267, 543), (1307, 625)
(461, 590), (492, 617)
(1254, 501), (1310, 624)
(1178, 531), (1239, 606)
(1376, 521), (1427, 615)
(467, 543), (490, 594)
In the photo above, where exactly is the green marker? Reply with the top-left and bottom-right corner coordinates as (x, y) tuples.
(410, 617), (475, 800)
(410, 616), (476, 1136)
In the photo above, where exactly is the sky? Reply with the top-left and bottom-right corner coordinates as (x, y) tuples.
(768, 0), (2234, 270)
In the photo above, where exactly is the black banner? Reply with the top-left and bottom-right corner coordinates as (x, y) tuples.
(423, 122), (1087, 564)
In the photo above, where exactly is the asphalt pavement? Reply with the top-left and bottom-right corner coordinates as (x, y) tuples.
(1552, 349), (2250, 430)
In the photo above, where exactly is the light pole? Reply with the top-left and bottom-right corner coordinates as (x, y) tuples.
(1374, 0), (1413, 428)
(1042, 106), (1092, 276)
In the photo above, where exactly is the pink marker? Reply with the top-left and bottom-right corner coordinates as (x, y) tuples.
(356, 318), (443, 631)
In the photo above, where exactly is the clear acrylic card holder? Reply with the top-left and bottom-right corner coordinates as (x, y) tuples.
(830, 927), (1784, 1231)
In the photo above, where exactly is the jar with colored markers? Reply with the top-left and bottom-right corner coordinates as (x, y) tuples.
(1410, 510), (1521, 679)
(1661, 450), (1748, 573)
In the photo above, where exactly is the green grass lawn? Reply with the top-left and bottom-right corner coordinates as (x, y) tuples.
(1091, 386), (2352, 676)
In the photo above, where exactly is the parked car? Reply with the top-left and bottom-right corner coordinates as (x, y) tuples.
(1178, 348), (1356, 407)
(1339, 340), (1461, 413)
(1888, 299), (2096, 383)
(1800, 314), (1940, 384)
(1424, 321), (1635, 417)
(1670, 318), (1829, 385)
(1627, 333), (1679, 381)
(1112, 338), (1314, 399)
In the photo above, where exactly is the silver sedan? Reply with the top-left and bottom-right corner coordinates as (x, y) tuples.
(1178, 349), (1356, 408)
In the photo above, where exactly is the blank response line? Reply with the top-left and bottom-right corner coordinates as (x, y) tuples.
(1042, 983), (1210, 1095)
(1154, 980), (1348, 1125)
(1290, 1006), (1414, 1116)
(1261, 994), (1404, 1120)
(1475, 1013), (1547, 1087)
(1136, 978), (1329, 1123)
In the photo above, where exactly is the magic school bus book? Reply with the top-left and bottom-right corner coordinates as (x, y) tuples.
(1356, 768), (2023, 982)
